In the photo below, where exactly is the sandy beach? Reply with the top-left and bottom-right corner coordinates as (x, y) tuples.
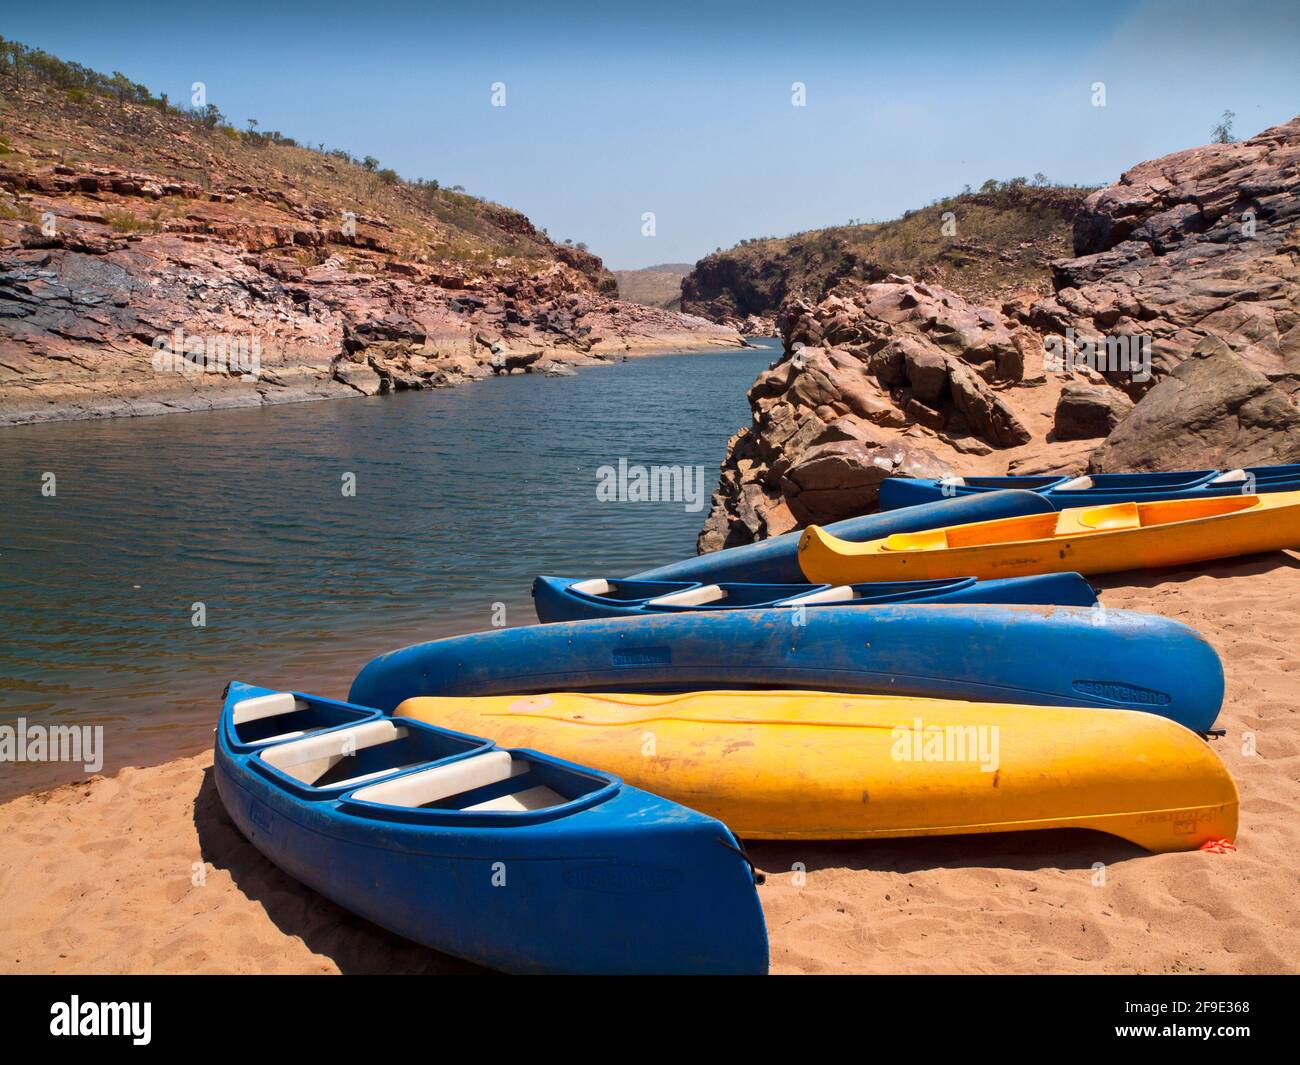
(2, 553), (1297, 975)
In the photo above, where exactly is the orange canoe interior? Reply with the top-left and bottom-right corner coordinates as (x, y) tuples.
(885, 496), (1263, 552)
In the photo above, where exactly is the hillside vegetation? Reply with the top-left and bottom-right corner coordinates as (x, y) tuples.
(0, 35), (612, 284)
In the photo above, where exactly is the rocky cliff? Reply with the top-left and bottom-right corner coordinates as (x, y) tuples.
(1028, 118), (1300, 399)
(680, 186), (1090, 335)
(699, 118), (1300, 551)
(0, 42), (739, 425)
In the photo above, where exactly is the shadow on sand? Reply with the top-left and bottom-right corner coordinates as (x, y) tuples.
(746, 828), (1148, 879)
(1092, 549), (1300, 593)
(192, 766), (486, 974)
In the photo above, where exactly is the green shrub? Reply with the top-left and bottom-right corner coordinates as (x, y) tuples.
(104, 209), (159, 233)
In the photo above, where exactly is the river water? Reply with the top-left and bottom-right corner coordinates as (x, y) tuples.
(0, 342), (778, 797)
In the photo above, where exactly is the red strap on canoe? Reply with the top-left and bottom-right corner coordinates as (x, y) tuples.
(1199, 838), (1237, 854)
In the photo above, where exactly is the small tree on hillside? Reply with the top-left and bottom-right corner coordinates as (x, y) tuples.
(1211, 110), (1236, 143)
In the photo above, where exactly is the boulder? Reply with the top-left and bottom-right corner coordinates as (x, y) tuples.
(1089, 336), (1300, 472)
(333, 360), (386, 396)
(490, 349), (543, 374)
(819, 347), (907, 426)
(783, 439), (953, 526)
(866, 342), (908, 387)
(902, 341), (950, 403)
(343, 316), (428, 353)
(947, 362), (1032, 448)
(1053, 382), (1134, 440)
(903, 396), (947, 431)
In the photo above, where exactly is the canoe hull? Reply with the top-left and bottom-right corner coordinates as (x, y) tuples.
(397, 690), (1239, 851)
(532, 572), (1100, 623)
(800, 492), (1300, 582)
(879, 465), (1300, 511)
(215, 682), (768, 975)
(629, 489), (1055, 584)
(349, 605), (1225, 730)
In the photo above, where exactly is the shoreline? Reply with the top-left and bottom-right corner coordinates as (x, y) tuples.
(2, 554), (1298, 973)
(0, 333), (750, 429)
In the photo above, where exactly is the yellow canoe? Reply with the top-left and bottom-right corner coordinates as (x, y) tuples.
(797, 490), (1300, 582)
(396, 690), (1238, 851)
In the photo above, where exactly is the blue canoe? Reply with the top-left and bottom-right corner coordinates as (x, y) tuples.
(628, 489), (1055, 584)
(532, 572), (1099, 623)
(215, 681), (769, 975)
(348, 605), (1224, 730)
(878, 464), (1300, 511)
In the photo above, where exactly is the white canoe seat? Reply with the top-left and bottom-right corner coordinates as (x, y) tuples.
(261, 720), (409, 788)
(1210, 468), (1248, 484)
(465, 785), (565, 812)
(779, 585), (856, 606)
(1056, 475), (1094, 491)
(350, 750), (569, 812)
(233, 692), (325, 746)
(233, 692), (306, 724)
(647, 584), (726, 607)
(570, 579), (613, 595)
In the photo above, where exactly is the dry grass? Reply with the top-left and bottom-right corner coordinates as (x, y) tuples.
(0, 54), (567, 271)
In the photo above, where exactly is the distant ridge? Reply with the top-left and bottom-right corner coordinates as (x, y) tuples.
(680, 185), (1093, 326)
(613, 263), (694, 310)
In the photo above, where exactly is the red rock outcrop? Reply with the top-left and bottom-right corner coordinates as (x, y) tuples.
(699, 118), (1300, 551)
(0, 214), (739, 423)
(1027, 117), (1300, 398)
(1090, 336), (1300, 472)
(697, 275), (1045, 550)
(0, 71), (739, 425)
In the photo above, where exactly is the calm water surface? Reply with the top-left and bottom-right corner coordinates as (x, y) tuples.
(0, 343), (777, 797)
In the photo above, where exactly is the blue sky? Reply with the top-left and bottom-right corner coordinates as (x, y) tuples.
(3, 1), (1298, 268)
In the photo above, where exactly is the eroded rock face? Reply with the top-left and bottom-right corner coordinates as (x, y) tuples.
(0, 229), (741, 423)
(696, 275), (1041, 550)
(1030, 116), (1300, 398)
(1089, 336), (1300, 472)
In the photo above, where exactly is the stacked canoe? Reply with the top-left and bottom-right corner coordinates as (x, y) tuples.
(212, 464), (1300, 974)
